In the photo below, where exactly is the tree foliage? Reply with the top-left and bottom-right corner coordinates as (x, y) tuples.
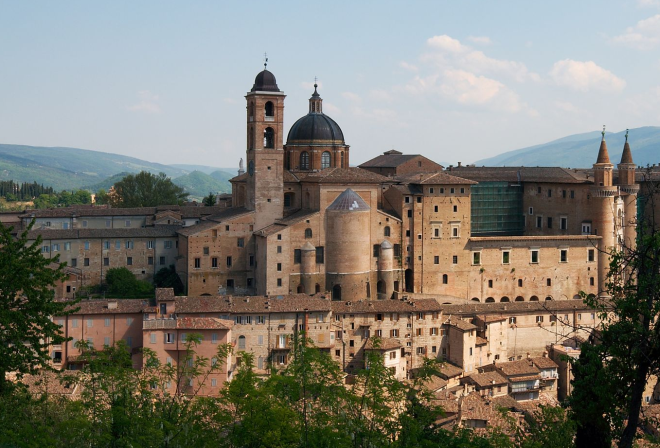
(109, 171), (188, 208)
(0, 221), (77, 396)
(154, 265), (185, 295)
(203, 192), (216, 206)
(105, 267), (154, 298)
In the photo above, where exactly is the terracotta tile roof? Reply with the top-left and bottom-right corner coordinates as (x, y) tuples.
(477, 315), (507, 323)
(276, 209), (319, 226)
(284, 171), (302, 183)
(20, 370), (82, 397)
(174, 293), (332, 314)
(446, 166), (592, 184)
(255, 223), (287, 237)
(460, 392), (492, 422)
(229, 172), (248, 183)
(28, 225), (180, 240)
(60, 299), (149, 315)
(421, 375), (448, 392)
(176, 317), (231, 330)
(177, 208), (252, 236)
(511, 374), (542, 382)
(465, 371), (508, 388)
(496, 360), (540, 377)
(530, 357), (558, 370)
(438, 362), (464, 379)
(445, 317), (477, 331)
(301, 167), (390, 184)
(476, 337), (488, 346)
(359, 154), (421, 168)
(390, 183), (423, 195)
(205, 206), (252, 223)
(395, 172), (477, 186)
(364, 337), (402, 350)
(491, 394), (522, 410)
(330, 298), (442, 314)
(439, 299), (600, 316)
(21, 205), (226, 219)
(433, 390), (459, 413)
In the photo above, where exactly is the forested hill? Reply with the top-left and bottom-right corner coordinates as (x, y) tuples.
(0, 144), (233, 193)
(474, 126), (660, 168)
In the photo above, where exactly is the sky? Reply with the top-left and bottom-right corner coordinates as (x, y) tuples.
(1, 1), (660, 169)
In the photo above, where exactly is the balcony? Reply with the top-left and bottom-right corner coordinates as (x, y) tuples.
(143, 319), (176, 330)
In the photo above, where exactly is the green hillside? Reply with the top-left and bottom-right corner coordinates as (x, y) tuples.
(168, 164), (236, 175)
(172, 171), (232, 199)
(82, 172), (132, 192)
(475, 126), (660, 168)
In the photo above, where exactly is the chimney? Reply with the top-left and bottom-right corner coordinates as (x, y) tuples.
(458, 162), (462, 167)
(108, 301), (118, 310)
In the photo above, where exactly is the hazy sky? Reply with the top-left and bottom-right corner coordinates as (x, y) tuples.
(1, 1), (659, 169)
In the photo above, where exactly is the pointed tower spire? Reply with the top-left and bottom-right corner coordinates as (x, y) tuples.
(596, 125), (611, 164)
(620, 128), (633, 164)
(308, 78), (323, 114)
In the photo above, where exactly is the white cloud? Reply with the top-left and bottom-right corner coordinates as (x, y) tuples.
(399, 61), (419, 72)
(427, 35), (467, 53)
(369, 89), (392, 102)
(405, 69), (525, 112)
(467, 36), (492, 45)
(322, 102), (341, 115)
(611, 14), (660, 49)
(550, 60), (626, 93)
(423, 34), (537, 83)
(341, 91), (361, 102)
(128, 90), (161, 113)
(554, 101), (581, 113)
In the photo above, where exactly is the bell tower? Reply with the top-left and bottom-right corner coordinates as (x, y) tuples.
(245, 60), (285, 230)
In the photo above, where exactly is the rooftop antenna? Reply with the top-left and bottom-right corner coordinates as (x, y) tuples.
(602, 124), (606, 140)
(264, 52), (268, 70)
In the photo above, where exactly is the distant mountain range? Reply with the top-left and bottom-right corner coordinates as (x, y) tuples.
(474, 126), (660, 168)
(0, 144), (236, 198)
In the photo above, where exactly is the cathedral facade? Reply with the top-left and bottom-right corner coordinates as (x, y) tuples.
(175, 66), (638, 304)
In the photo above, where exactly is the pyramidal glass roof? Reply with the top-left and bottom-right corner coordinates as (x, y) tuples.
(326, 188), (370, 211)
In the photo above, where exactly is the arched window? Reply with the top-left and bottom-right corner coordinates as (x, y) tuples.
(545, 296), (553, 301)
(265, 101), (274, 117)
(485, 297), (495, 303)
(300, 151), (310, 170)
(321, 151), (331, 169)
(304, 228), (312, 239)
(442, 274), (448, 284)
(471, 297), (480, 302)
(515, 296), (524, 302)
(573, 294), (581, 300)
(315, 283), (321, 293)
(530, 295), (539, 301)
(332, 284), (342, 301)
(297, 284), (305, 293)
(501, 296), (510, 302)
(366, 282), (371, 298)
(384, 226), (391, 237)
(238, 336), (246, 349)
(264, 127), (274, 148)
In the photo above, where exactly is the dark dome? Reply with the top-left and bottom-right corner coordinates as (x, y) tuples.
(286, 113), (345, 146)
(251, 69), (280, 92)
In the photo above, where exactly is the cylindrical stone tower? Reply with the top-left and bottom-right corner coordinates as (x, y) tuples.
(377, 240), (394, 300)
(300, 241), (316, 294)
(325, 188), (371, 301)
(617, 131), (639, 251)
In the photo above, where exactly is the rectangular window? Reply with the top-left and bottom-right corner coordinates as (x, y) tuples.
(277, 278), (282, 287)
(473, 252), (481, 265)
(373, 244), (380, 257)
(509, 317), (516, 324)
(125, 240), (133, 249)
(211, 333), (218, 344)
(452, 255), (458, 264)
(115, 240), (121, 250)
(277, 245), (282, 254)
(126, 257), (132, 266)
(226, 256), (232, 267)
(548, 189), (552, 198)
(105, 219), (111, 228)
(536, 216), (542, 228)
(165, 333), (174, 344)
(258, 335), (264, 345)
(450, 188), (455, 194)
(588, 249), (595, 262)
(84, 241), (90, 250)
(434, 205), (438, 212)
(203, 247), (209, 255)
(531, 250), (539, 264)
(125, 220), (131, 227)
(147, 241), (154, 249)
(237, 238), (244, 248)
(536, 316), (544, 323)
(294, 249), (301, 264)
(211, 257), (218, 268)
(103, 240), (110, 250)
(64, 242), (71, 251)
(562, 190), (567, 198)
(104, 318), (111, 327)
(560, 249), (567, 262)
(148, 256), (153, 265)
(164, 241), (172, 249)
(390, 329), (399, 337)
(430, 327), (438, 336)
(127, 317), (133, 325)
(547, 217), (553, 229)
(416, 196), (422, 203)
(405, 196), (410, 203)
(434, 256), (439, 264)
(159, 256), (166, 265)
(407, 210), (412, 218)
(104, 257), (109, 266)
(150, 333), (156, 344)
(315, 246), (324, 263)
(84, 258), (90, 266)
(393, 244), (401, 257)
(194, 258), (201, 269)
(560, 217), (567, 230)
(104, 337), (111, 346)
(71, 258), (77, 267)
(502, 251), (510, 264)
(451, 226), (459, 238)
(570, 190), (575, 198)
(529, 207), (533, 215)
(277, 262), (282, 271)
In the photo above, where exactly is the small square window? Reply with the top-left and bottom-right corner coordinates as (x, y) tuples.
(203, 247), (209, 255)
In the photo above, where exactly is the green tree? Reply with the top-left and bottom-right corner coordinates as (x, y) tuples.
(95, 188), (109, 205)
(569, 174), (660, 448)
(110, 171), (189, 208)
(203, 192), (216, 206)
(154, 265), (184, 295)
(105, 267), (154, 298)
(0, 221), (77, 396)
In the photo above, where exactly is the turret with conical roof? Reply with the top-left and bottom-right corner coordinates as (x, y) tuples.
(618, 129), (638, 189)
(593, 126), (614, 189)
(617, 129), (639, 251)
